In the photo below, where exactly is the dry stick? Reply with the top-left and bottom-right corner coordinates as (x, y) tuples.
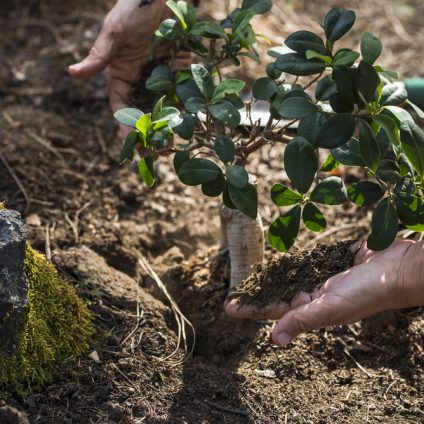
(138, 256), (195, 364)
(341, 343), (375, 378)
(203, 399), (248, 417)
(25, 129), (65, 161)
(120, 310), (145, 347)
(111, 363), (139, 392)
(0, 153), (31, 213)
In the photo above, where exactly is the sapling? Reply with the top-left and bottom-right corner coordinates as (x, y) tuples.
(115, 0), (424, 287)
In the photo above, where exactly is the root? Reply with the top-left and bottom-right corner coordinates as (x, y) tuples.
(220, 206), (264, 288)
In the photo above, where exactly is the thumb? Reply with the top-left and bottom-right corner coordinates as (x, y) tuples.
(68, 25), (121, 79)
(272, 296), (339, 347)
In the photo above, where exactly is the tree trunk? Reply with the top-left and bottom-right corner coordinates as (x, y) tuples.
(219, 206), (264, 288)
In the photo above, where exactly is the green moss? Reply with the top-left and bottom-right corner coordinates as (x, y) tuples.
(0, 243), (94, 387)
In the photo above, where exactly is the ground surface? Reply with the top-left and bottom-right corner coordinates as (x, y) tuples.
(0, 0), (423, 423)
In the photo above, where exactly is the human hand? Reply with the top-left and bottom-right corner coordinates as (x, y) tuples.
(225, 240), (424, 347)
(68, 0), (190, 137)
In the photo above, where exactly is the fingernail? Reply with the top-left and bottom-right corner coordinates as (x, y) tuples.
(276, 332), (292, 347)
(68, 63), (81, 72)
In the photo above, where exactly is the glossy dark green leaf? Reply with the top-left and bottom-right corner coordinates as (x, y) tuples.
(302, 203), (327, 232)
(329, 93), (354, 113)
(324, 7), (356, 42)
(381, 83), (407, 106)
(355, 60), (379, 103)
(284, 30), (327, 55)
(297, 112), (328, 147)
(271, 183), (302, 206)
(275, 53), (326, 76)
(331, 138), (364, 167)
(278, 97), (317, 119)
(185, 97), (207, 114)
(320, 154), (340, 172)
(156, 18), (184, 40)
(266, 62), (282, 79)
(316, 113), (355, 148)
(177, 0), (196, 29)
(226, 165), (249, 189)
(310, 176), (348, 205)
(176, 78), (202, 103)
(166, 0), (188, 30)
(212, 79), (245, 101)
(332, 49), (360, 67)
(173, 150), (190, 172)
(360, 32), (382, 64)
(120, 131), (139, 164)
(396, 191), (424, 231)
(228, 183), (258, 219)
(373, 114), (400, 151)
(358, 119), (380, 172)
(223, 183), (237, 209)
(202, 174), (225, 197)
(178, 158), (222, 186)
(214, 135), (235, 163)
(376, 159), (401, 183)
(138, 156), (155, 187)
(400, 120), (424, 177)
(172, 113), (195, 140)
(367, 198), (398, 251)
(252, 77), (277, 100)
(152, 106), (180, 124)
(315, 75), (337, 101)
(347, 181), (384, 206)
(209, 101), (241, 127)
(241, 0), (273, 14)
(333, 67), (356, 107)
(114, 108), (144, 128)
(268, 205), (301, 252)
(223, 93), (245, 109)
(191, 64), (215, 101)
(190, 21), (227, 39)
(284, 136), (318, 193)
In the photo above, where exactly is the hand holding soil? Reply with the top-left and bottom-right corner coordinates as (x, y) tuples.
(226, 240), (424, 347)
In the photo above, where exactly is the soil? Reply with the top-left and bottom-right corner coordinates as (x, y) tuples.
(0, 0), (423, 423)
(229, 241), (356, 309)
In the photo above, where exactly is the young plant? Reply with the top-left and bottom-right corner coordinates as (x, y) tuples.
(115, 1), (424, 286)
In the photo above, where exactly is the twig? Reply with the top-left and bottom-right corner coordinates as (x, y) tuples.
(342, 345), (374, 378)
(0, 153), (31, 213)
(203, 399), (248, 417)
(94, 124), (107, 154)
(111, 363), (139, 392)
(25, 129), (65, 161)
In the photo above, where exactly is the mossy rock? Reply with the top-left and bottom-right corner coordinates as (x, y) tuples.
(0, 205), (94, 387)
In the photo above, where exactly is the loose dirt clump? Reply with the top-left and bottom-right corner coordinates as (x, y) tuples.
(229, 241), (356, 309)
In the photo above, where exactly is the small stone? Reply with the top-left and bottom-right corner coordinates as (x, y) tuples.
(254, 369), (276, 378)
(89, 350), (100, 363)
(25, 213), (41, 227)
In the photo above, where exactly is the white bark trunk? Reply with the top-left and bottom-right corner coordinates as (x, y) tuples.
(219, 206), (264, 288)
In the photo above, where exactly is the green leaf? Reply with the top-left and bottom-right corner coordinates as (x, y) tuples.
(173, 150), (190, 172)
(316, 113), (355, 149)
(152, 106), (180, 125)
(114, 108), (144, 128)
(209, 101), (241, 127)
(324, 7), (356, 42)
(358, 119), (380, 172)
(178, 158), (222, 186)
(315, 75), (338, 101)
(329, 93), (354, 113)
(177, 0), (196, 29)
(284, 136), (318, 193)
(228, 183), (258, 219)
(185, 97), (207, 114)
(305, 50), (332, 64)
(223, 183), (237, 209)
(367, 198), (398, 251)
(120, 131), (139, 164)
(242, 0), (273, 14)
(384, 105), (414, 123)
(396, 192), (424, 231)
(332, 49), (360, 67)
(381, 82), (407, 106)
(347, 181), (384, 206)
(268, 205), (301, 252)
(275, 53), (326, 76)
(271, 183), (302, 206)
(202, 174), (225, 197)
(136, 114), (152, 140)
(190, 21), (227, 39)
(400, 120), (424, 177)
(376, 159), (401, 183)
(191, 64), (215, 101)
(138, 156), (155, 187)
(214, 135), (236, 163)
(333, 67), (356, 106)
(278, 97), (317, 119)
(331, 138), (364, 167)
(405, 99), (424, 119)
(176, 78), (202, 103)
(226, 165), (249, 189)
(166, 0), (187, 30)
(355, 60), (379, 103)
(212, 79), (245, 101)
(252, 77), (277, 100)
(360, 32), (382, 64)
(285, 30), (327, 55)
(310, 176), (348, 205)
(266, 62), (282, 79)
(156, 18), (184, 40)
(373, 113), (400, 150)
(145, 75), (174, 92)
(302, 203), (327, 232)
(297, 112), (328, 147)
(320, 154), (340, 172)
(172, 113), (195, 140)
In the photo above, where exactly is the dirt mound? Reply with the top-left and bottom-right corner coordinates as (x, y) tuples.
(229, 241), (356, 309)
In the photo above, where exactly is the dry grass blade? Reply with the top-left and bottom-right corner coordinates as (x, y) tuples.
(138, 256), (195, 364)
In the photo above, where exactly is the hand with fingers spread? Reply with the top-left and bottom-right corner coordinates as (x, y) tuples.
(225, 240), (424, 347)
(68, 0), (191, 137)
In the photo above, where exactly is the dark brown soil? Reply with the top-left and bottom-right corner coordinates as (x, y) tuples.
(229, 241), (356, 309)
(0, 0), (423, 423)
